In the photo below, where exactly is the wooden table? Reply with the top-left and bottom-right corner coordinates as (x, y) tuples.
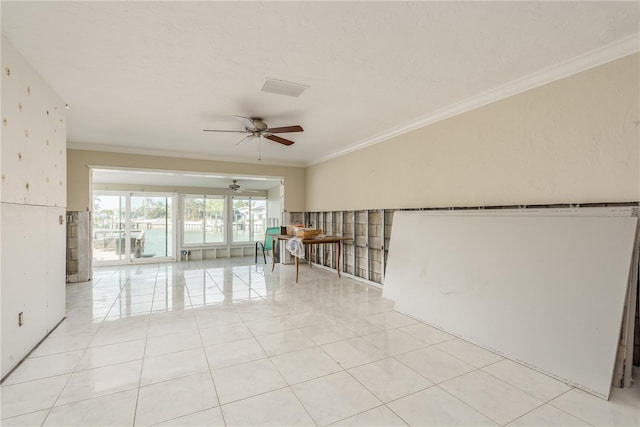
(269, 234), (353, 282)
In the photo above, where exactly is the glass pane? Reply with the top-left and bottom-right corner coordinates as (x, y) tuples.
(166, 197), (173, 256)
(131, 196), (171, 259)
(232, 198), (251, 242)
(183, 196), (204, 244)
(251, 199), (267, 243)
(92, 194), (126, 262)
(205, 197), (225, 243)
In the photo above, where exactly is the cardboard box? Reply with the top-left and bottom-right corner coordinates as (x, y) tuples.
(295, 228), (322, 238)
(285, 224), (304, 236)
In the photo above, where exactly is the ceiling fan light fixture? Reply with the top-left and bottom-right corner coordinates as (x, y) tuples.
(261, 78), (308, 97)
(204, 115), (302, 148)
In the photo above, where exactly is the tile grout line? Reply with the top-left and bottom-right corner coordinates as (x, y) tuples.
(278, 284), (389, 426)
(436, 384), (507, 425)
(131, 266), (157, 427)
(479, 360), (577, 404)
(192, 267), (232, 427)
(546, 387), (598, 427)
(506, 397), (595, 427)
(36, 277), (116, 426)
(267, 345), (326, 426)
(329, 403), (407, 427)
(390, 351), (476, 391)
(244, 267), (332, 426)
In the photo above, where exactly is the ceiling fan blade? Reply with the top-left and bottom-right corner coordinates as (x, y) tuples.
(265, 134), (295, 146)
(203, 129), (248, 133)
(234, 115), (256, 130)
(265, 125), (304, 134)
(236, 135), (255, 145)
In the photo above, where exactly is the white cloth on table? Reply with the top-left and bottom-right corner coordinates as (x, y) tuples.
(286, 237), (305, 259)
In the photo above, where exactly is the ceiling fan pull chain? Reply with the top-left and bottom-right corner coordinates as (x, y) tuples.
(258, 136), (262, 161)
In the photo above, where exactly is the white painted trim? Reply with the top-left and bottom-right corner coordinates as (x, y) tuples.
(67, 142), (307, 168)
(87, 165), (285, 182)
(308, 34), (640, 166)
(310, 262), (383, 289)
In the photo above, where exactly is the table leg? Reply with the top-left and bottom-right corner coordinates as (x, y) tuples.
(295, 254), (299, 283)
(309, 244), (313, 268)
(271, 236), (277, 272)
(336, 241), (341, 278)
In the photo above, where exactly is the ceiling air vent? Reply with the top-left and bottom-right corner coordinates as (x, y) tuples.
(261, 78), (308, 97)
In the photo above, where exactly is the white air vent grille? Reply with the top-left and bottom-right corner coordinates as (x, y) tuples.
(261, 78), (308, 97)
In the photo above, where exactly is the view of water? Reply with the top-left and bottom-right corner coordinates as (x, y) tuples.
(93, 226), (266, 262)
(142, 228), (265, 258)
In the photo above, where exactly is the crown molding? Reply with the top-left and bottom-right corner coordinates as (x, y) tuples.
(307, 33), (640, 167)
(67, 142), (307, 168)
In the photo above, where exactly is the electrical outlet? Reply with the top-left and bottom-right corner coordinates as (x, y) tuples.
(18, 312), (24, 327)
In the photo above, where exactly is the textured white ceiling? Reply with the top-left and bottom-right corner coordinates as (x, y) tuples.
(2, 1), (639, 167)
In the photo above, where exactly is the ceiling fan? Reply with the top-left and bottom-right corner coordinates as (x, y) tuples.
(203, 116), (303, 146)
(228, 180), (259, 193)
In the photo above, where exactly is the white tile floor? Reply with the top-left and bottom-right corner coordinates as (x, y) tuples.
(1, 257), (639, 426)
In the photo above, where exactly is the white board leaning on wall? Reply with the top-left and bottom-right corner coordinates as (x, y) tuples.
(383, 207), (638, 400)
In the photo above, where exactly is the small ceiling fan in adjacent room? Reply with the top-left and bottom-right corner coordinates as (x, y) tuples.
(203, 116), (303, 146)
(228, 180), (259, 194)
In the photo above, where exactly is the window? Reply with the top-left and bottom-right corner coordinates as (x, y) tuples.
(183, 195), (225, 245)
(232, 197), (267, 242)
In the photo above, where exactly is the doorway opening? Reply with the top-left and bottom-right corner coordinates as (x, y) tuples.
(90, 167), (285, 265)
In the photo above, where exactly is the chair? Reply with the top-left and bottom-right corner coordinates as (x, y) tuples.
(256, 227), (281, 263)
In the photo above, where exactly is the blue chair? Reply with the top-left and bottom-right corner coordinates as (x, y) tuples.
(256, 227), (281, 263)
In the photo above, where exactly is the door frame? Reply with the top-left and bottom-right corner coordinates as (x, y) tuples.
(92, 190), (177, 266)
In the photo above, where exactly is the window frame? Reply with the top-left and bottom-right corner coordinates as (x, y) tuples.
(182, 194), (227, 246)
(230, 196), (268, 243)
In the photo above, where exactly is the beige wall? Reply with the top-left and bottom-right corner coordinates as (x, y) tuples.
(67, 150), (305, 212)
(306, 53), (640, 211)
(267, 184), (283, 225)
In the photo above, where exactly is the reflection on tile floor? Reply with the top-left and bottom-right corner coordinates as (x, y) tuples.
(1, 257), (639, 426)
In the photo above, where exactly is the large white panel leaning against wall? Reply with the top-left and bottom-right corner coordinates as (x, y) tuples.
(1, 35), (67, 378)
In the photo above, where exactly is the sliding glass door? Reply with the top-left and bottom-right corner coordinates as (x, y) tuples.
(93, 192), (176, 265)
(92, 194), (127, 263)
(129, 195), (173, 261)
